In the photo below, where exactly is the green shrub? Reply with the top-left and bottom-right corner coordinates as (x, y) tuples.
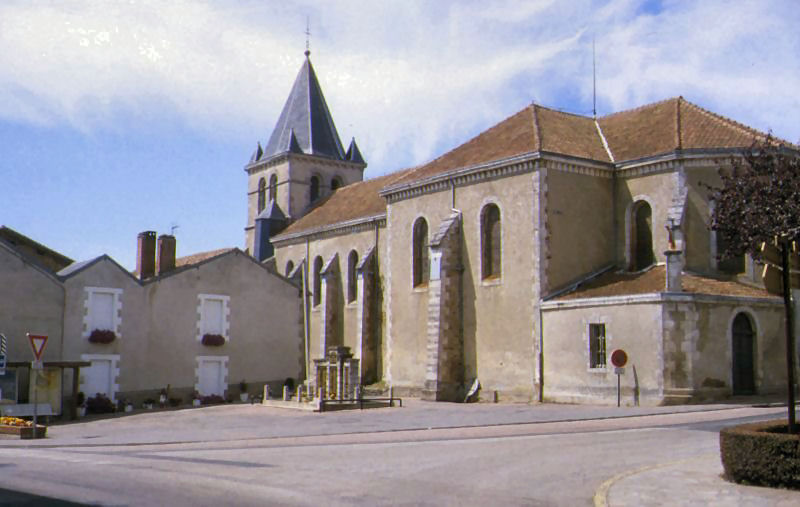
(720, 419), (800, 489)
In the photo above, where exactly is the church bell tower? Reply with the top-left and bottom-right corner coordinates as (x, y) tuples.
(244, 49), (367, 260)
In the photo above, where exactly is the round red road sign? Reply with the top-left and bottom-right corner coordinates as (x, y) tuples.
(610, 349), (628, 368)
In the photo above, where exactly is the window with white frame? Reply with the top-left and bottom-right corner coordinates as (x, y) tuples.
(589, 323), (607, 369)
(197, 294), (230, 342)
(83, 287), (122, 340)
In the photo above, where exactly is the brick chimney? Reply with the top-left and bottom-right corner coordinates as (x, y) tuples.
(137, 231), (157, 280)
(156, 234), (176, 276)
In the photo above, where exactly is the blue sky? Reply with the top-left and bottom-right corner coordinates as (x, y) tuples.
(2, 0), (799, 269)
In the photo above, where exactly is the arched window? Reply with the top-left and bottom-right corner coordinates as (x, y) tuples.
(313, 256), (323, 306)
(285, 260), (294, 277)
(269, 174), (278, 202)
(347, 250), (358, 303)
(731, 313), (755, 395)
(257, 178), (266, 213)
(310, 175), (320, 203)
(331, 177), (343, 192)
(481, 203), (502, 279)
(412, 217), (429, 287)
(631, 201), (654, 271)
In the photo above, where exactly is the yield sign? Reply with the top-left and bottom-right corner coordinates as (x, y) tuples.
(27, 333), (48, 361)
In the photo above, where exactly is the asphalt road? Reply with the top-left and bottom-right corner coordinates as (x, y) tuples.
(0, 401), (790, 506)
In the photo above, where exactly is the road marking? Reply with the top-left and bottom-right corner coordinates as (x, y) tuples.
(593, 452), (717, 507)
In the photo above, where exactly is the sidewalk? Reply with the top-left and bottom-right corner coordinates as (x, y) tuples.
(597, 452), (800, 506)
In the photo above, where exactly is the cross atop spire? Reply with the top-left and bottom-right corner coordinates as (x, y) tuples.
(304, 16), (310, 58)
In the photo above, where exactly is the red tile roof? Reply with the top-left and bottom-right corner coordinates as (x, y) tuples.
(278, 97), (781, 237)
(554, 265), (773, 300)
(175, 248), (235, 267)
(598, 97), (775, 162)
(276, 169), (415, 238)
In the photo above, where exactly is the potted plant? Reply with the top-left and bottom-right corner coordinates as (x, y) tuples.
(76, 391), (86, 418)
(142, 398), (155, 410)
(86, 393), (115, 414)
(159, 388), (168, 406)
(191, 390), (202, 407)
(124, 399), (134, 413)
(239, 380), (249, 402)
(201, 333), (225, 346)
(88, 329), (116, 344)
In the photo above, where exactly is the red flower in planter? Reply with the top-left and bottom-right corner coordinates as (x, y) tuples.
(201, 333), (226, 346)
(88, 329), (116, 344)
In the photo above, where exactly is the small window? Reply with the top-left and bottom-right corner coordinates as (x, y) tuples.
(347, 250), (358, 303)
(331, 177), (343, 192)
(84, 287), (122, 339)
(481, 203), (502, 279)
(197, 294), (230, 343)
(257, 178), (267, 213)
(269, 174), (278, 202)
(310, 176), (320, 203)
(313, 256), (323, 306)
(413, 217), (429, 287)
(589, 323), (606, 369)
(285, 260), (294, 277)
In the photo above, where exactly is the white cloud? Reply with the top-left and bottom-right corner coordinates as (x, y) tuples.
(0, 0), (798, 174)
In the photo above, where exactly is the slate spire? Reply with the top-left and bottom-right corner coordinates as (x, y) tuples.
(263, 53), (346, 160)
(345, 137), (365, 164)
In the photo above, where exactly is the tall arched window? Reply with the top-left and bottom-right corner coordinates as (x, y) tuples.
(413, 217), (429, 287)
(257, 178), (267, 213)
(285, 260), (294, 277)
(347, 250), (358, 303)
(313, 256), (323, 306)
(269, 174), (278, 202)
(310, 175), (320, 203)
(331, 177), (343, 192)
(731, 313), (755, 394)
(631, 201), (654, 271)
(481, 203), (502, 279)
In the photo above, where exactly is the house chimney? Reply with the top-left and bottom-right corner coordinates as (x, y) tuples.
(156, 234), (176, 276)
(137, 231), (157, 279)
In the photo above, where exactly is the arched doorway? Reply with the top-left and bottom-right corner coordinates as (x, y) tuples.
(731, 313), (755, 395)
(631, 201), (654, 271)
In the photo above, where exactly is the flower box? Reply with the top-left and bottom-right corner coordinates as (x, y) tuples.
(89, 329), (116, 344)
(201, 333), (225, 346)
(0, 424), (47, 439)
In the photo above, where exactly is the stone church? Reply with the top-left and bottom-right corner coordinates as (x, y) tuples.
(244, 50), (788, 406)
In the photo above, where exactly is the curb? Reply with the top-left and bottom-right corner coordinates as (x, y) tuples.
(593, 453), (717, 507)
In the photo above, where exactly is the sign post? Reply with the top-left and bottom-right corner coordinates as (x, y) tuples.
(0, 333), (7, 376)
(610, 349), (628, 408)
(27, 334), (48, 439)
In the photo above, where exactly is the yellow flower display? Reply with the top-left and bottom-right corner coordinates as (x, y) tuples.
(0, 416), (33, 427)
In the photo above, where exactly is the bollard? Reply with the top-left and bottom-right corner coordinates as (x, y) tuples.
(263, 384), (270, 402)
(282, 385), (290, 401)
(296, 386), (302, 403)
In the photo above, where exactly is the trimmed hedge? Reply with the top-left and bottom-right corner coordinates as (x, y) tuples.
(720, 419), (800, 489)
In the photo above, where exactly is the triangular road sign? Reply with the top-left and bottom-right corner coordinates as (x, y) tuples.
(27, 334), (48, 361)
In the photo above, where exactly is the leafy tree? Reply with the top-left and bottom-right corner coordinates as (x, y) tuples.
(707, 135), (800, 432)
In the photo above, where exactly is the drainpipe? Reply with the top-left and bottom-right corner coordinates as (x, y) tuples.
(538, 302), (544, 402)
(302, 239), (311, 381)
